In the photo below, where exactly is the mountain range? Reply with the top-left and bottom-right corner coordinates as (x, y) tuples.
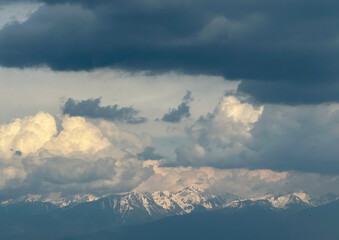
(0, 187), (338, 240)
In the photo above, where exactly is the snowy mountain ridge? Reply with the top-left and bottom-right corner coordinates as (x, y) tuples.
(1, 186), (337, 223)
(1, 193), (99, 207)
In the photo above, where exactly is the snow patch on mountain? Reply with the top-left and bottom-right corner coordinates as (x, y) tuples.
(2, 187), (338, 224)
(1, 193), (100, 207)
(152, 191), (177, 210)
(268, 192), (312, 208)
(226, 191), (315, 210)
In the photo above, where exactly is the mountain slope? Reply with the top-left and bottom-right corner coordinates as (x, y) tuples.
(61, 199), (339, 240)
(0, 188), (334, 240)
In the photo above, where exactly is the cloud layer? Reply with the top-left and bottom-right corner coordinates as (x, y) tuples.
(0, 0), (338, 103)
(1, 106), (339, 199)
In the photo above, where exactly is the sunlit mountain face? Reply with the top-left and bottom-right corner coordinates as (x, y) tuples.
(0, 0), (339, 240)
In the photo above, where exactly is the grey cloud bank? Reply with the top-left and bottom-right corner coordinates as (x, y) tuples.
(0, 0), (338, 104)
(162, 91), (193, 123)
(62, 98), (147, 124)
(137, 146), (163, 161)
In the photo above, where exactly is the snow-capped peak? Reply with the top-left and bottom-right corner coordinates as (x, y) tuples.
(267, 192), (312, 208)
(226, 191), (314, 210)
(2, 187), (336, 222)
(1, 193), (99, 207)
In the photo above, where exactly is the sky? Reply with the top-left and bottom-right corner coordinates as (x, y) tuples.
(0, 0), (339, 200)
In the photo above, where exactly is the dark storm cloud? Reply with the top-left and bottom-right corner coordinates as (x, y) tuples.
(0, 0), (339, 104)
(62, 98), (147, 124)
(162, 91), (193, 123)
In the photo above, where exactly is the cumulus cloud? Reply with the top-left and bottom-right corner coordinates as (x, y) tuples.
(0, 109), (292, 199)
(174, 95), (263, 167)
(0, 112), (57, 159)
(0, 112), (153, 199)
(172, 94), (339, 175)
(62, 98), (147, 124)
(43, 116), (111, 156)
(162, 91), (193, 123)
(1, 108), (339, 198)
(191, 95), (263, 147)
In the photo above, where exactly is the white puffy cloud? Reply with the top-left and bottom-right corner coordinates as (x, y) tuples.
(189, 95), (263, 148)
(176, 95), (263, 167)
(43, 116), (110, 156)
(217, 96), (263, 127)
(174, 93), (339, 178)
(0, 112), (57, 159)
(0, 110), (293, 199)
(0, 112), (153, 198)
(0, 112), (148, 160)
